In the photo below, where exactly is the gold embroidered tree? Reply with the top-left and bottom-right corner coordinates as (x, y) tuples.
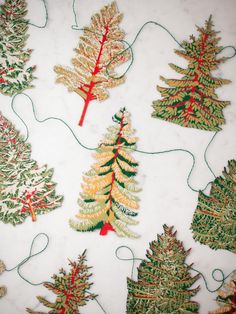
(70, 108), (140, 238)
(152, 15), (231, 131)
(54, 1), (130, 126)
(191, 159), (236, 254)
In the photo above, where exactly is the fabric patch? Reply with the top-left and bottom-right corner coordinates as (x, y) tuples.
(54, 1), (130, 126)
(126, 224), (200, 313)
(70, 108), (141, 238)
(152, 15), (231, 131)
(26, 251), (96, 314)
(0, 0), (36, 96)
(0, 260), (7, 298)
(191, 159), (236, 253)
(0, 112), (63, 225)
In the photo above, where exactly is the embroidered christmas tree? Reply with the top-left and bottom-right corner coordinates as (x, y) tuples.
(26, 250), (96, 314)
(0, 0), (35, 96)
(54, 1), (130, 126)
(127, 224), (200, 314)
(0, 112), (63, 225)
(209, 270), (236, 314)
(152, 15), (231, 131)
(70, 108), (140, 238)
(191, 159), (236, 253)
(0, 260), (7, 298)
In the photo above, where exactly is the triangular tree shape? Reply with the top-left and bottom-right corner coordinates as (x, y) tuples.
(0, 112), (63, 225)
(152, 15), (231, 131)
(70, 108), (140, 238)
(0, 0), (35, 96)
(127, 224), (200, 313)
(191, 159), (236, 253)
(54, 1), (130, 126)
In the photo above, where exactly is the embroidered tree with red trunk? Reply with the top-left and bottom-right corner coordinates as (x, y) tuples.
(54, 1), (130, 126)
(0, 112), (63, 225)
(152, 15), (231, 131)
(70, 108), (140, 238)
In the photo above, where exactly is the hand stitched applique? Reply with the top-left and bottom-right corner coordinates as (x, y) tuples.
(191, 159), (236, 254)
(0, 112), (63, 225)
(0, 0), (36, 96)
(0, 260), (7, 298)
(54, 1), (130, 126)
(152, 15), (231, 131)
(70, 108), (141, 238)
(126, 224), (200, 314)
(26, 250), (96, 314)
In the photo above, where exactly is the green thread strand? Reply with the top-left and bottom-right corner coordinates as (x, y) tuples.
(27, 0), (48, 29)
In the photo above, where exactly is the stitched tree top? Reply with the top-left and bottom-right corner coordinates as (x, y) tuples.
(127, 224), (200, 314)
(191, 159), (236, 254)
(70, 108), (140, 238)
(26, 251), (96, 314)
(152, 15), (231, 131)
(0, 112), (63, 225)
(0, 0), (35, 96)
(54, 1), (130, 126)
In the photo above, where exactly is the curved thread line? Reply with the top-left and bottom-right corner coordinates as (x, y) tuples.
(27, 0), (48, 29)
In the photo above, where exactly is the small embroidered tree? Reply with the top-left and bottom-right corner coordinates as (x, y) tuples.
(152, 15), (231, 131)
(26, 250), (96, 314)
(191, 159), (236, 254)
(0, 0), (35, 96)
(0, 260), (7, 298)
(54, 1), (130, 126)
(70, 108), (140, 238)
(0, 112), (63, 225)
(127, 224), (200, 314)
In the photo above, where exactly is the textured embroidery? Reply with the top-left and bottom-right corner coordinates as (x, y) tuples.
(0, 112), (63, 225)
(54, 1), (130, 126)
(126, 224), (200, 313)
(0, 0), (35, 96)
(26, 251), (96, 314)
(152, 15), (231, 131)
(191, 159), (236, 253)
(70, 108), (140, 238)
(0, 260), (7, 298)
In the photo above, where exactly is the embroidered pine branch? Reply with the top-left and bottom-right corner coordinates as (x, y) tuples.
(127, 224), (200, 314)
(54, 1), (130, 126)
(70, 108), (140, 238)
(191, 159), (236, 253)
(0, 112), (63, 225)
(0, 0), (35, 96)
(26, 250), (96, 314)
(0, 260), (7, 298)
(152, 15), (231, 131)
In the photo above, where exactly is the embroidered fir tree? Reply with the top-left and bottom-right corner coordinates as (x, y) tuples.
(152, 15), (231, 131)
(70, 108), (140, 238)
(0, 112), (63, 225)
(26, 251), (96, 314)
(0, 260), (7, 298)
(0, 0), (35, 96)
(54, 1), (130, 126)
(191, 159), (236, 254)
(127, 224), (200, 314)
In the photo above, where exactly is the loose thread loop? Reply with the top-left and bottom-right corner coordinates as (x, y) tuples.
(219, 45), (236, 60)
(86, 291), (108, 314)
(27, 0), (48, 29)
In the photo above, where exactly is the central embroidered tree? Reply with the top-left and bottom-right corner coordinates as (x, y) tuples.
(70, 108), (140, 238)
(127, 225), (200, 313)
(54, 1), (130, 126)
(152, 15), (231, 131)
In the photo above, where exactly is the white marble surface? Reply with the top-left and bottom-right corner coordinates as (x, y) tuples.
(0, 0), (236, 313)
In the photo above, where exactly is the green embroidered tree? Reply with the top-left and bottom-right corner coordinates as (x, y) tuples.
(26, 250), (96, 314)
(127, 224), (200, 314)
(191, 159), (236, 254)
(0, 260), (7, 298)
(70, 108), (141, 238)
(0, 0), (35, 96)
(152, 15), (231, 131)
(0, 112), (63, 225)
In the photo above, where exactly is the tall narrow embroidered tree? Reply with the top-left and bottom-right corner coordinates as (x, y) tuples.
(0, 0), (35, 96)
(191, 159), (236, 254)
(0, 112), (63, 225)
(26, 251), (96, 314)
(70, 108), (140, 238)
(127, 225), (200, 314)
(54, 2), (130, 126)
(152, 15), (231, 131)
